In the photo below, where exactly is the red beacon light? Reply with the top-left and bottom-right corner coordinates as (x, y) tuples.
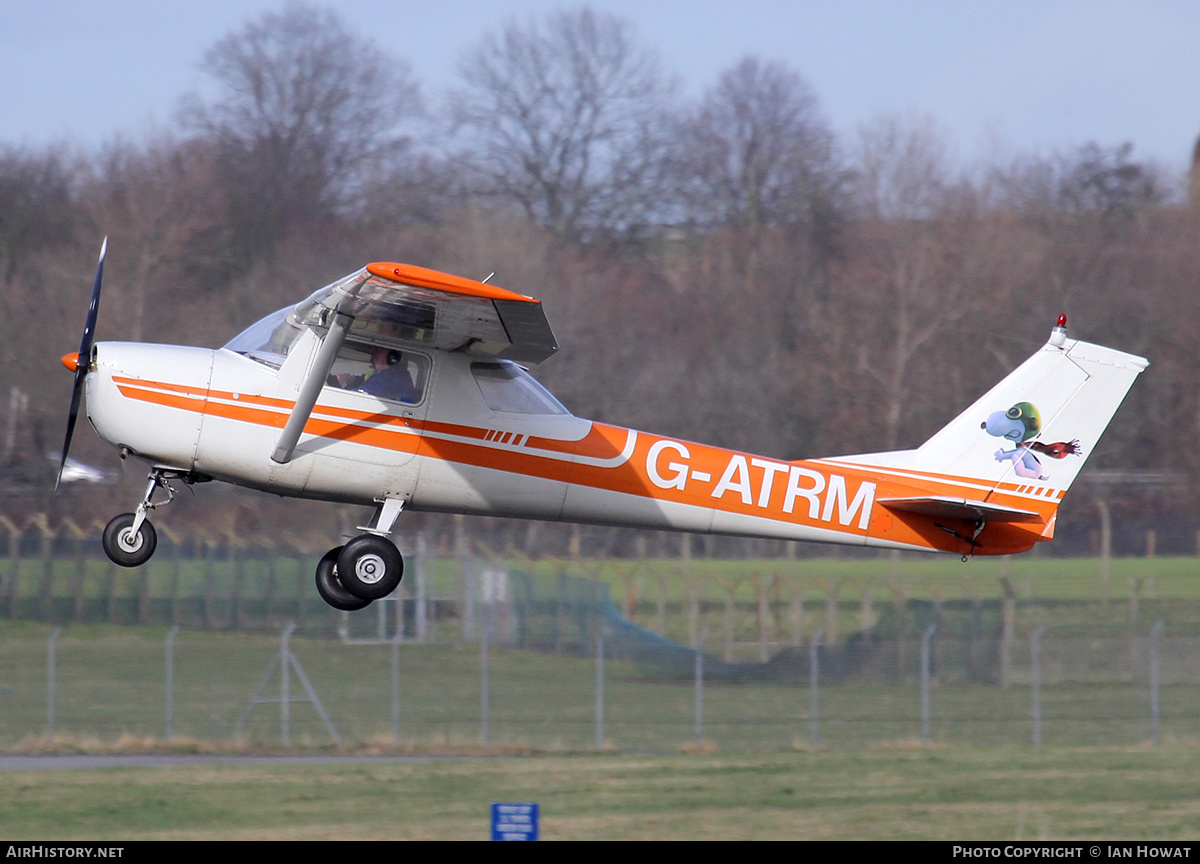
(1050, 313), (1068, 347)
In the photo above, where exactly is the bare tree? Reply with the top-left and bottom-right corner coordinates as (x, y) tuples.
(83, 136), (232, 343)
(672, 56), (840, 234)
(1056, 142), (1165, 218)
(851, 112), (956, 221)
(182, 2), (421, 258)
(0, 145), (77, 286)
(664, 56), (844, 374)
(828, 115), (1006, 451)
(450, 7), (674, 242)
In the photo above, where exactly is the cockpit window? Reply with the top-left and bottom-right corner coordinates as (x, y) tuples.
(471, 361), (568, 415)
(327, 343), (430, 405)
(223, 307), (303, 369)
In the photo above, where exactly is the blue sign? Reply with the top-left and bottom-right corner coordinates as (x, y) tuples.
(491, 802), (539, 840)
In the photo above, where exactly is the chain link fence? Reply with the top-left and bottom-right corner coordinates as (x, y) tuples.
(5, 620), (1194, 752)
(2, 516), (1199, 751)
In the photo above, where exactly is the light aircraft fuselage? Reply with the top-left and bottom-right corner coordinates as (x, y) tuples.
(62, 257), (1148, 610)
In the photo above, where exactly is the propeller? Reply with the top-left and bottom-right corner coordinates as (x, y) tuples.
(55, 237), (107, 491)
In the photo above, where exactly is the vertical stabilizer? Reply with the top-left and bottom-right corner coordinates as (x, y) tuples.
(912, 317), (1147, 497)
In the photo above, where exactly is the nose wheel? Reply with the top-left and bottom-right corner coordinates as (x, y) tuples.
(101, 469), (178, 568)
(102, 512), (158, 567)
(314, 534), (404, 610)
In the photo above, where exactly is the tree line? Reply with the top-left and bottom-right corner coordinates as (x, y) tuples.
(2, 3), (1196, 531)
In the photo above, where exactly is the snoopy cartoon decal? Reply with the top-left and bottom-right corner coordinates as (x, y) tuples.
(981, 401), (1081, 480)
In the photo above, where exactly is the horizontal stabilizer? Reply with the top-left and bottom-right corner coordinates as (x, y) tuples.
(879, 496), (1043, 524)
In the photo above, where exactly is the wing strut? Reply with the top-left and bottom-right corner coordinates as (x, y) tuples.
(271, 312), (353, 464)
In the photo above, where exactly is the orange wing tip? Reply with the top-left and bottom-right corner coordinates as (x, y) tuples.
(61, 352), (80, 373)
(366, 262), (538, 303)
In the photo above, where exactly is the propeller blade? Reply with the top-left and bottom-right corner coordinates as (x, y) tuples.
(56, 238), (107, 491)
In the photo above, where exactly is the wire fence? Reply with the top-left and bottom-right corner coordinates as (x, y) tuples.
(3, 516), (1200, 752)
(5, 622), (1194, 752)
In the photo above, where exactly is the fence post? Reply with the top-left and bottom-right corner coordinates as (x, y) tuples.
(202, 539), (216, 631)
(281, 623), (292, 746)
(230, 541), (244, 631)
(595, 633), (605, 751)
(294, 554), (306, 626)
(46, 626), (61, 740)
(4, 516), (20, 619)
(104, 558), (118, 625)
(36, 518), (54, 622)
(810, 628), (824, 748)
(64, 521), (86, 624)
(1098, 500), (1111, 609)
(480, 608), (490, 747)
(168, 531), (182, 627)
(165, 625), (178, 741)
(693, 628), (709, 743)
(234, 622), (340, 747)
(755, 572), (769, 662)
(1150, 619), (1164, 745)
(998, 572), (1018, 686)
(920, 623), (937, 746)
(136, 557), (150, 625)
(1031, 625), (1045, 746)
(392, 628), (402, 746)
(264, 548), (277, 628)
(414, 534), (427, 643)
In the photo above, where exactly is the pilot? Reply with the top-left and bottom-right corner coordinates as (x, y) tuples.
(360, 347), (419, 403)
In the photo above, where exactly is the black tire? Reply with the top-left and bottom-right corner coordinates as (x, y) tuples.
(315, 546), (371, 612)
(102, 513), (158, 567)
(336, 534), (403, 600)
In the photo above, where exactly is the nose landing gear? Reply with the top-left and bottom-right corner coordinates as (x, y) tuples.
(101, 469), (177, 568)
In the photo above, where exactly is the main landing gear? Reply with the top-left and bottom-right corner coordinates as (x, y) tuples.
(314, 498), (405, 611)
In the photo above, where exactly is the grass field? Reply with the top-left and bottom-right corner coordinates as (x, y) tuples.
(3, 555), (1199, 841)
(3, 747), (1200, 840)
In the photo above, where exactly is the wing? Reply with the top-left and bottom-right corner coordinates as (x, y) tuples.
(292, 262), (558, 364)
(272, 262), (557, 464)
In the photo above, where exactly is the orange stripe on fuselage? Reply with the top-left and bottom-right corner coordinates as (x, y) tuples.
(112, 375), (1052, 554)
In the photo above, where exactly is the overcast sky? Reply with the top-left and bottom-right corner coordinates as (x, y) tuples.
(3, 0), (1199, 175)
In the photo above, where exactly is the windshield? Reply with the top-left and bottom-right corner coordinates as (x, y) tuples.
(223, 307), (303, 369)
(471, 361), (569, 415)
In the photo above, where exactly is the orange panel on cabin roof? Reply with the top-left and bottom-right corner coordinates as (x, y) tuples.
(366, 262), (538, 304)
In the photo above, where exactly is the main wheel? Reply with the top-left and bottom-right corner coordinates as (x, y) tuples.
(336, 534), (403, 600)
(102, 513), (157, 567)
(315, 546), (371, 612)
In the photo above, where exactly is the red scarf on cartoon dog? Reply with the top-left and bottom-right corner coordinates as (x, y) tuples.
(1025, 440), (1081, 459)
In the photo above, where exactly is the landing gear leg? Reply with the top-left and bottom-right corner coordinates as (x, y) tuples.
(102, 470), (174, 567)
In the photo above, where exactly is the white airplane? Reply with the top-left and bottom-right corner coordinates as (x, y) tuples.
(57, 240), (1148, 611)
